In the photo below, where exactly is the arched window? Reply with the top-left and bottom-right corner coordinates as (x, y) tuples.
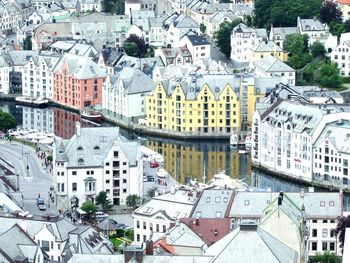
(77, 146), (83, 151)
(93, 146), (100, 150)
(287, 125), (291, 130)
(78, 159), (84, 165)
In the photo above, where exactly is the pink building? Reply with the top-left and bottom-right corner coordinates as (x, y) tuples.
(53, 54), (107, 109)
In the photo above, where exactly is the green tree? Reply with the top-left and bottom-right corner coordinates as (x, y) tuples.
(320, 1), (342, 24)
(284, 34), (312, 69)
(102, 0), (125, 14)
(335, 215), (350, 253)
(213, 19), (241, 58)
(329, 21), (345, 38)
(345, 19), (350, 33)
(123, 34), (149, 58)
(81, 201), (97, 220)
(95, 191), (112, 211)
(126, 194), (140, 209)
(199, 23), (206, 34)
(23, 36), (32, 50)
(310, 251), (342, 263)
(315, 60), (341, 89)
(0, 111), (17, 132)
(123, 42), (138, 57)
(310, 41), (326, 58)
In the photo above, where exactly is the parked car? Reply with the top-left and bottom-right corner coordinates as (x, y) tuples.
(36, 198), (46, 210)
(150, 161), (159, 168)
(95, 211), (107, 220)
(147, 175), (155, 182)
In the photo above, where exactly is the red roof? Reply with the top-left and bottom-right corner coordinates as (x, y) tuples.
(337, 0), (350, 4)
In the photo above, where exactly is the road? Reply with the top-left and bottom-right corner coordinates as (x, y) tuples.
(0, 140), (57, 215)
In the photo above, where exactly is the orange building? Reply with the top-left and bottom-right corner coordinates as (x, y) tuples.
(53, 54), (107, 109)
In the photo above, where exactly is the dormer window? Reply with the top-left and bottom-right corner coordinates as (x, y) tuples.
(77, 146), (83, 151)
(78, 159), (84, 165)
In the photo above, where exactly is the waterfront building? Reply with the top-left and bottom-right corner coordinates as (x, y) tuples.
(230, 191), (343, 258)
(0, 212), (114, 262)
(52, 53), (107, 109)
(252, 99), (350, 183)
(133, 188), (197, 244)
(102, 67), (156, 121)
(146, 72), (280, 136)
(230, 23), (267, 66)
(22, 54), (60, 99)
(53, 124), (143, 210)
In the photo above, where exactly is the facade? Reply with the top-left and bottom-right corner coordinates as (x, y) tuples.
(178, 32), (211, 62)
(250, 40), (288, 62)
(297, 17), (328, 45)
(331, 40), (350, 76)
(269, 26), (298, 48)
(252, 99), (350, 184)
(133, 188), (197, 244)
(22, 106), (54, 133)
(102, 67), (156, 120)
(52, 54), (107, 109)
(253, 55), (296, 86)
(155, 46), (192, 66)
(206, 9), (237, 37)
(336, 0), (350, 22)
(53, 124), (143, 210)
(125, 0), (141, 16)
(22, 54), (60, 99)
(230, 23), (267, 65)
(80, 0), (102, 12)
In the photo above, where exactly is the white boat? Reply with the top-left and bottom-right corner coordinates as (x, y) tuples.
(207, 171), (248, 190)
(15, 96), (48, 108)
(239, 149), (249, 155)
(156, 168), (168, 178)
(230, 133), (239, 147)
(245, 135), (252, 147)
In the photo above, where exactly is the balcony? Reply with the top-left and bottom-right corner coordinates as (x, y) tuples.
(85, 189), (96, 196)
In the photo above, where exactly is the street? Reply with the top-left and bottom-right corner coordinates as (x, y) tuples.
(0, 140), (57, 215)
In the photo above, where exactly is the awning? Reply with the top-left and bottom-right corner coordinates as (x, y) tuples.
(76, 208), (87, 215)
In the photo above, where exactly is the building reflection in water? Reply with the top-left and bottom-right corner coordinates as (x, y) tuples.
(146, 140), (252, 185)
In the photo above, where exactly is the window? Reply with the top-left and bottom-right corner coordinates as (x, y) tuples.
(312, 220), (317, 223)
(58, 243), (60, 250)
(322, 242), (328, 251)
(156, 224), (159, 232)
(322, 229), (328, 237)
(136, 234), (140, 242)
(215, 197), (221, 203)
(323, 220), (328, 223)
(244, 200), (250, 206)
(206, 197), (211, 203)
(72, 183), (77, 191)
(143, 222), (146, 230)
(42, 240), (50, 252)
(330, 242), (335, 251)
(216, 211), (222, 218)
(312, 229), (317, 237)
(311, 242), (317, 251)
(51, 241), (53, 249)
(196, 211), (202, 218)
(320, 201), (325, 207)
(72, 171), (77, 175)
(136, 220), (140, 228)
(163, 225), (166, 232)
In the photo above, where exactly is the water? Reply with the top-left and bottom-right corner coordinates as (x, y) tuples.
(0, 101), (344, 197)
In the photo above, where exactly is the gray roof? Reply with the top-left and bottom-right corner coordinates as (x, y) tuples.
(231, 3), (253, 17)
(210, 9), (237, 23)
(55, 126), (138, 167)
(191, 188), (233, 218)
(230, 192), (342, 219)
(183, 32), (209, 46)
(299, 18), (327, 32)
(254, 55), (295, 72)
(270, 27), (298, 40)
(314, 120), (350, 155)
(233, 23), (267, 38)
(172, 14), (199, 29)
(205, 225), (298, 263)
(251, 40), (283, 52)
(6, 51), (39, 66)
(163, 222), (206, 248)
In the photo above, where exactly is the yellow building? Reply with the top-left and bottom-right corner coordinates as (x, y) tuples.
(251, 40), (289, 62)
(336, 0), (350, 22)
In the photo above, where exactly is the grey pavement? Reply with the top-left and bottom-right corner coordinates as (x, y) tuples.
(0, 140), (56, 214)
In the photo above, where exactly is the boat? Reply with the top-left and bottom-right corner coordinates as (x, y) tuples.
(80, 109), (102, 124)
(206, 171), (248, 190)
(230, 133), (239, 147)
(156, 168), (168, 178)
(245, 135), (252, 147)
(239, 149), (249, 155)
(15, 96), (48, 108)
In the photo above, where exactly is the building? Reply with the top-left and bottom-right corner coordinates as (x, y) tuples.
(0, 212), (113, 262)
(269, 26), (298, 48)
(22, 54), (60, 99)
(253, 55), (296, 86)
(336, 0), (350, 22)
(125, 0), (141, 16)
(206, 9), (238, 37)
(178, 32), (211, 62)
(133, 188), (198, 244)
(250, 40), (288, 62)
(155, 46), (192, 66)
(149, 15), (167, 47)
(252, 98), (350, 183)
(102, 67), (156, 120)
(52, 54), (107, 109)
(297, 17), (328, 45)
(22, 107), (54, 133)
(230, 23), (267, 66)
(53, 124), (143, 210)
(331, 40), (350, 76)
(80, 0), (102, 12)
(230, 191), (343, 259)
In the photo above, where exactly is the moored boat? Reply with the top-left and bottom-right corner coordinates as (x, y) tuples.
(230, 133), (239, 147)
(15, 96), (48, 108)
(80, 109), (102, 124)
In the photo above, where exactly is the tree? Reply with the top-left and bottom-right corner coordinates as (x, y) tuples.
(315, 60), (342, 89)
(200, 23), (206, 34)
(213, 19), (241, 58)
(126, 194), (140, 209)
(102, 0), (125, 14)
(320, 1), (342, 24)
(123, 34), (149, 58)
(310, 251), (342, 263)
(95, 191), (112, 211)
(254, 0), (323, 28)
(334, 215), (350, 253)
(283, 34), (312, 69)
(0, 111), (17, 132)
(345, 19), (350, 33)
(310, 41), (326, 57)
(81, 201), (97, 220)
(147, 186), (158, 198)
(329, 21), (345, 38)
(23, 36), (32, 50)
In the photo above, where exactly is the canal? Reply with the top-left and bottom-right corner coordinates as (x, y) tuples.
(2, 101), (350, 210)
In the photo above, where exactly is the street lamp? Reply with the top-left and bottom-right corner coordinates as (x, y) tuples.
(24, 152), (30, 174)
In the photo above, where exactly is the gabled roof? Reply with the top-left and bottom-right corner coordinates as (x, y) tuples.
(254, 55), (295, 72)
(183, 32), (209, 46)
(251, 40), (283, 53)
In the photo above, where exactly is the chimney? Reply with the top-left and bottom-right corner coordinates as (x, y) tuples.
(278, 196), (283, 206)
(195, 218), (199, 226)
(145, 240), (154, 255)
(76, 122), (81, 137)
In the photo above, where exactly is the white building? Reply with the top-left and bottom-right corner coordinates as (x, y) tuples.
(252, 99), (350, 184)
(253, 55), (296, 86)
(297, 17), (328, 45)
(22, 54), (60, 99)
(149, 15), (167, 47)
(125, 0), (141, 16)
(230, 23), (266, 65)
(53, 124), (143, 210)
(133, 188), (198, 244)
(206, 9), (238, 37)
(22, 107), (54, 133)
(331, 40), (350, 76)
(178, 32), (211, 62)
(80, 0), (102, 12)
(102, 67), (156, 120)
(269, 26), (298, 48)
